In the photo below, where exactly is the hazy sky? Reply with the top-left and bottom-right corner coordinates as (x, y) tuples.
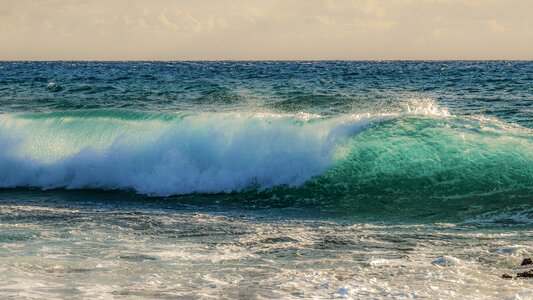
(1, 0), (532, 60)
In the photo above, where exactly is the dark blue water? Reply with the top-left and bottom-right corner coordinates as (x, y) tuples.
(1, 61), (531, 126)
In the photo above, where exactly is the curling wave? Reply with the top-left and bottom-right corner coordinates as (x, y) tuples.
(0, 110), (368, 195)
(0, 103), (531, 202)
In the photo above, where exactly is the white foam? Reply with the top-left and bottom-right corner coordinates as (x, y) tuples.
(0, 112), (370, 196)
(403, 97), (452, 117)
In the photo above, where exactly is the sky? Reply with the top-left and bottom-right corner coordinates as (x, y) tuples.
(0, 0), (532, 60)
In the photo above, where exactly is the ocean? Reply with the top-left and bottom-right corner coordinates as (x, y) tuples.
(0, 61), (531, 299)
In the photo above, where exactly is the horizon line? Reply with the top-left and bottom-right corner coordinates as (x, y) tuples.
(1, 59), (532, 63)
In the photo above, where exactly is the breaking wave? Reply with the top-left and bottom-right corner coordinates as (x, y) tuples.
(0, 100), (531, 204)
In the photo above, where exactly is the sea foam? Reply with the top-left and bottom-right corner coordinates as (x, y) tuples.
(0, 111), (369, 195)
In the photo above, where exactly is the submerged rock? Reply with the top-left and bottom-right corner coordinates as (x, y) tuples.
(500, 259), (533, 279)
(431, 256), (458, 267)
(516, 270), (533, 278)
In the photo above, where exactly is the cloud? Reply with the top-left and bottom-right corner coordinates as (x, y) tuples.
(0, 0), (531, 60)
(487, 20), (506, 32)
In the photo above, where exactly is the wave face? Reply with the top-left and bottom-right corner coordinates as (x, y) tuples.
(0, 103), (531, 206)
(302, 114), (532, 214)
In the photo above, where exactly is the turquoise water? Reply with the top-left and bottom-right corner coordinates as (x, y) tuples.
(0, 61), (532, 298)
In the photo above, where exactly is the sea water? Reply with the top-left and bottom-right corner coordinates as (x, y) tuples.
(0, 61), (531, 299)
